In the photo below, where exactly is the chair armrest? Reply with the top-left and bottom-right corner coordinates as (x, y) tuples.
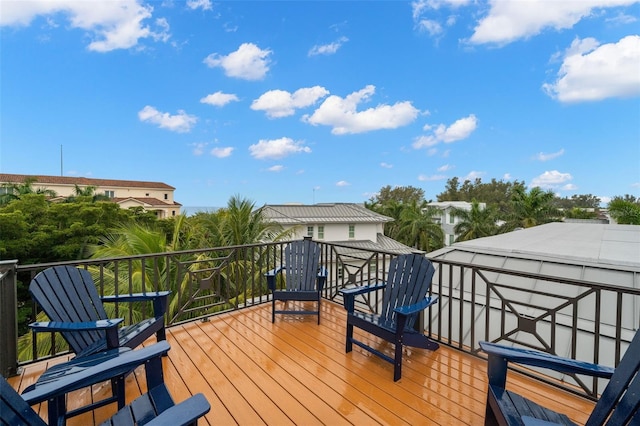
(340, 283), (386, 297)
(340, 283), (386, 313)
(29, 318), (124, 349)
(100, 291), (171, 303)
(394, 295), (438, 317)
(145, 393), (211, 426)
(22, 341), (171, 405)
(265, 266), (285, 277)
(101, 291), (171, 318)
(29, 318), (124, 332)
(480, 341), (615, 388)
(317, 267), (328, 278)
(265, 266), (285, 290)
(316, 267), (328, 291)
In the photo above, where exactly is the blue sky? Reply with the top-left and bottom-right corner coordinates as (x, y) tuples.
(1, 0), (639, 209)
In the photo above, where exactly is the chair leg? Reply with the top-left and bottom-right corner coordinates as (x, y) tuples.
(48, 395), (66, 426)
(484, 395), (499, 426)
(346, 323), (353, 353)
(393, 341), (403, 382)
(156, 326), (166, 342)
(272, 298), (276, 323)
(113, 376), (126, 409)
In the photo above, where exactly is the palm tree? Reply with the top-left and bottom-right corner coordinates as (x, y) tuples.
(503, 186), (560, 231)
(398, 200), (444, 252)
(377, 200), (405, 241)
(608, 197), (640, 225)
(219, 195), (286, 245)
(451, 200), (498, 242)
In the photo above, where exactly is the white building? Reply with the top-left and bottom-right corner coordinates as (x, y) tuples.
(0, 173), (181, 218)
(262, 203), (417, 254)
(428, 201), (486, 246)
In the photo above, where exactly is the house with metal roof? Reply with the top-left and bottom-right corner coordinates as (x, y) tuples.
(261, 203), (416, 254)
(0, 173), (181, 218)
(427, 221), (640, 381)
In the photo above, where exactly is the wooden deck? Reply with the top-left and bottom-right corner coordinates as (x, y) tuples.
(8, 301), (596, 425)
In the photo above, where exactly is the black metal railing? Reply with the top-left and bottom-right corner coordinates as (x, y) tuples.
(1, 240), (638, 402)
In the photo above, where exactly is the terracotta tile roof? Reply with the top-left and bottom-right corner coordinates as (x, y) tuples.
(0, 173), (174, 190)
(113, 197), (182, 207)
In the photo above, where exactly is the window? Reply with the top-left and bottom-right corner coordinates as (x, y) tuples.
(449, 234), (455, 245)
(348, 224), (355, 239)
(172, 211), (176, 216)
(317, 225), (324, 239)
(448, 212), (455, 224)
(307, 226), (314, 237)
(164, 194), (168, 200)
(104, 190), (114, 198)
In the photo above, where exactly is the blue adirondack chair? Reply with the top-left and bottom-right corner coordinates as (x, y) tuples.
(1, 341), (210, 426)
(480, 329), (640, 425)
(28, 266), (171, 359)
(265, 239), (328, 324)
(340, 253), (439, 381)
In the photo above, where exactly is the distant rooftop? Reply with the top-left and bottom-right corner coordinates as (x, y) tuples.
(430, 222), (640, 272)
(262, 203), (393, 224)
(0, 173), (174, 190)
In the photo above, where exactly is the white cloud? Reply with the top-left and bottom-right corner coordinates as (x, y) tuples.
(380, 162), (393, 169)
(267, 165), (284, 172)
(138, 105), (197, 132)
(503, 173), (513, 180)
(606, 12), (638, 24)
(437, 164), (453, 172)
(308, 37), (349, 56)
(203, 43), (272, 80)
(464, 171), (485, 181)
(302, 85), (419, 135)
(336, 180), (351, 187)
(534, 148), (565, 161)
(416, 19), (443, 37)
(251, 86), (329, 118)
(543, 35), (640, 103)
(531, 170), (573, 189)
(0, 0), (169, 52)
(469, 0), (638, 45)
(248, 137), (311, 160)
(200, 91), (240, 107)
(412, 0), (470, 17)
(418, 174), (447, 181)
(192, 142), (207, 156)
(186, 0), (213, 11)
(411, 0), (470, 39)
(211, 147), (234, 158)
(413, 114), (478, 149)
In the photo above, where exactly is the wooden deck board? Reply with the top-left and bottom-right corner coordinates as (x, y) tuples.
(10, 301), (595, 426)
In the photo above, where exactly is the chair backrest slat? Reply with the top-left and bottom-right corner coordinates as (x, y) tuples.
(284, 240), (320, 292)
(29, 266), (108, 354)
(380, 254), (435, 329)
(587, 330), (640, 426)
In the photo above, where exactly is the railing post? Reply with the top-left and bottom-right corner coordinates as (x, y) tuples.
(0, 260), (19, 377)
